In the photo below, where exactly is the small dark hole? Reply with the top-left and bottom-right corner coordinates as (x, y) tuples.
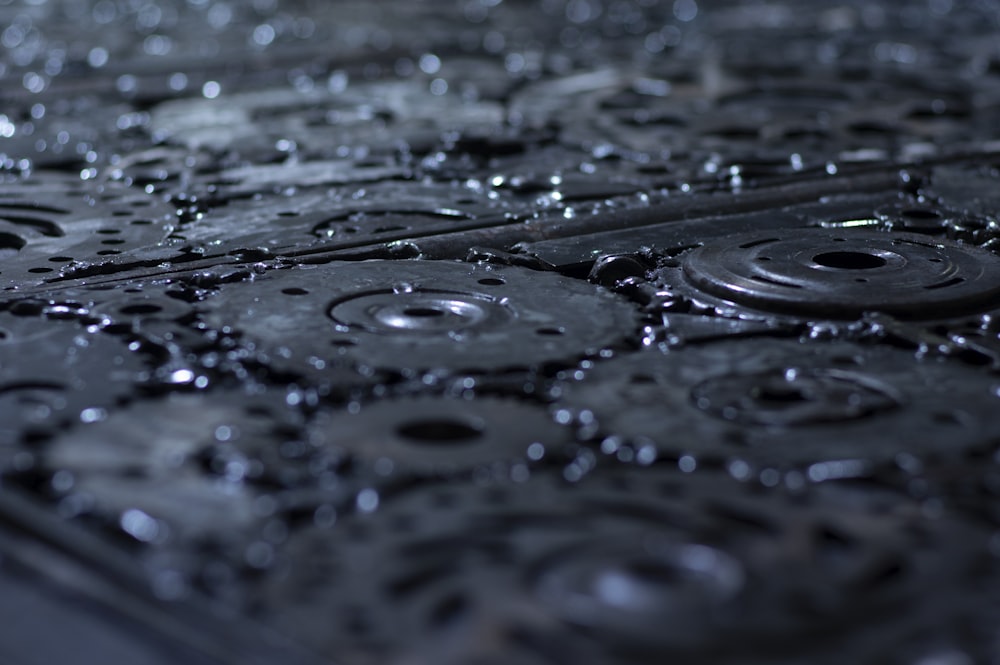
(47, 256), (73, 263)
(754, 386), (809, 403)
(403, 307), (445, 318)
(430, 592), (469, 627)
(282, 288), (309, 296)
(97, 229), (122, 235)
(813, 251), (886, 270)
(396, 418), (483, 443)
(536, 327), (565, 336)
(932, 411), (961, 425)
(28, 267), (53, 273)
(478, 277), (505, 286)
(622, 559), (685, 586)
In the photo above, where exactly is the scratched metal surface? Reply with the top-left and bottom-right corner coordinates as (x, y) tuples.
(2, 1), (1000, 664)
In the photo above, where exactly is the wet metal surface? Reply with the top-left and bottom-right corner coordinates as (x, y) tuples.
(2, 1), (1000, 664)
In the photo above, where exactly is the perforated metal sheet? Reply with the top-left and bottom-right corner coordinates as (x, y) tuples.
(2, 2), (1000, 665)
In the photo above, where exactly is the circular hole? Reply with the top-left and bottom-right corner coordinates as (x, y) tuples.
(28, 267), (53, 273)
(403, 307), (445, 318)
(130, 219), (153, 225)
(278, 211), (300, 217)
(330, 339), (357, 347)
(755, 385), (809, 404)
(928, 258), (943, 263)
(477, 277), (506, 286)
(621, 559), (685, 586)
(832, 238), (846, 242)
(756, 256), (771, 262)
(396, 418), (484, 443)
(47, 256), (73, 263)
(97, 250), (121, 255)
(131, 200), (152, 207)
(812, 251), (887, 270)
(97, 229), (122, 235)
(932, 411), (961, 425)
(101, 239), (126, 245)
(855, 278), (868, 283)
(281, 287), (309, 296)
(112, 210), (132, 217)
(119, 304), (162, 315)
(536, 327), (565, 336)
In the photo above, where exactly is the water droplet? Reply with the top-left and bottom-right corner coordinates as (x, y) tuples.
(121, 508), (159, 542)
(356, 488), (379, 513)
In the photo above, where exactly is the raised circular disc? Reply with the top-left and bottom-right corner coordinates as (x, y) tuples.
(0, 171), (174, 289)
(690, 367), (900, 427)
(533, 539), (745, 650)
(251, 465), (979, 664)
(198, 260), (640, 375)
(41, 392), (289, 541)
(556, 336), (1000, 468)
(0, 310), (150, 454)
(311, 396), (569, 475)
(329, 289), (514, 333)
(681, 229), (1000, 319)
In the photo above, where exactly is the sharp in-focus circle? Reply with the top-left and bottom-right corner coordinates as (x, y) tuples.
(555, 337), (1000, 467)
(197, 260), (640, 376)
(329, 290), (514, 334)
(309, 395), (570, 476)
(680, 229), (1000, 319)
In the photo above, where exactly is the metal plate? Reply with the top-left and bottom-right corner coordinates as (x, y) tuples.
(307, 395), (570, 477)
(197, 260), (641, 376)
(247, 465), (986, 665)
(4, 1), (1000, 664)
(679, 229), (1000, 319)
(0, 172), (175, 290)
(0, 307), (151, 457)
(555, 336), (1000, 469)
